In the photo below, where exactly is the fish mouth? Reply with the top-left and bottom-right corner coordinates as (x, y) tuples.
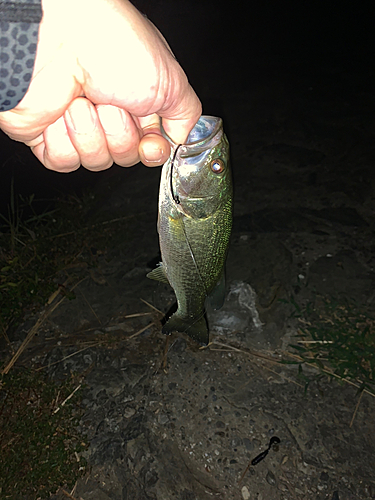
(162, 116), (223, 155)
(163, 115), (225, 207)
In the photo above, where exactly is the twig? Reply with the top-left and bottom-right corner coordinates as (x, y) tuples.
(47, 214), (139, 239)
(239, 460), (252, 483)
(78, 287), (101, 325)
(279, 475), (299, 500)
(53, 384), (81, 414)
(162, 335), (171, 373)
(0, 322), (13, 353)
(70, 481), (78, 497)
(260, 364), (303, 388)
(297, 340), (334, 344)
(122, 312), (153, 318)
(1, 278), (85, 375)
(350, 389), (364, 428)
(209, 341), (303, 388)
(140, 298), (163, 315)
(283, 350), (375, 398)
(127, 322), (154, 340)
(210, 341), (278, 363)
(60, 488), (79, 500)
(36, 344), (100, 372)
(53, 389), (61, 411)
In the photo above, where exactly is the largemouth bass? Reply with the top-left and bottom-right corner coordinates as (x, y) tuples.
(147, 116), (233, 345)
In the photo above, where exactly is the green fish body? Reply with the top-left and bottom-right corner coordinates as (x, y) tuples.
(147, 116), (233, 345)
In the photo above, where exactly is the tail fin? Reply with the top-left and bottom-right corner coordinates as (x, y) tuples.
(162, 313), (209, 346)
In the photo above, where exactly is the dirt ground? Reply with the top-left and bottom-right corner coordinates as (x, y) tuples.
(21, 63), (375, 499)
(2, 1), (375, 499)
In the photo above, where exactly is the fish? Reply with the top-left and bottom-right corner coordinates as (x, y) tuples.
(147, 115), (233, 345)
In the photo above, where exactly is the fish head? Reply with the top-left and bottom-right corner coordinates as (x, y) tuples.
(163, 116), (232, 219)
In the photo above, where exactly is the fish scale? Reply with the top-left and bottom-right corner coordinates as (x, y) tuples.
(147, 116), (233, 345)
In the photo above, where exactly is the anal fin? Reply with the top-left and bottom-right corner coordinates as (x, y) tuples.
(162, 313), (209, 346)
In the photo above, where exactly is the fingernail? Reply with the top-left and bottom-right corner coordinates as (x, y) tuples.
(142, 143), (163, 163)
(97, 106), (126, 135)
(66, 105), (96, 133)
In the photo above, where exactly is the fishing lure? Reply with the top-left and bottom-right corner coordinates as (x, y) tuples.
(251, 436), (281, 466)
(239, 436), (281, 483)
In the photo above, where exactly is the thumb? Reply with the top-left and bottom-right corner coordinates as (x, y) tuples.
(160, 87), (202, 145)
(162, 116), (200, 145)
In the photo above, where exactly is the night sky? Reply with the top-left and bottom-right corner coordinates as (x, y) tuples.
(0, 0), (374, 217)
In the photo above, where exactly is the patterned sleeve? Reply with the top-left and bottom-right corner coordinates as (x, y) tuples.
(0, 0), (43, 111)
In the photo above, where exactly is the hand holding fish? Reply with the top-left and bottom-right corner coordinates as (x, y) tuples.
(0, 0), (201, 172)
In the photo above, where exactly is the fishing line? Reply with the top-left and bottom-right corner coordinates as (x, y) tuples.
(169, 143), (211, 337)
(179, 217), (210, 335)
(169, 142), (207, 301)
(181, 221), (207, 295)
(170, 144), (182, 204)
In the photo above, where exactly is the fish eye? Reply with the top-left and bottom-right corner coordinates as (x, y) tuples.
(211, 158), (224, 173)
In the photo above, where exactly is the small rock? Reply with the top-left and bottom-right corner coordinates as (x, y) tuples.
(171, 337), (186, 353)
(241, 485), (250, 500)
(266, 470), (277, 486)
(145, 469), (159, 487)
(243, 438), (253, 451)
(123, 407), (136, 418)
(368, 483), (375, 498)
(158, 413), (169, 425)
(83, 353), (93, 364)
(231, 437), (243, 448)
(331, 492), (340, 500)
(320, 471), (329, 481)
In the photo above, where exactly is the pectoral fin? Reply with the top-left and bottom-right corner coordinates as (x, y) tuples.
(206, 270), (226, 310)
(146, 263), (170, 284)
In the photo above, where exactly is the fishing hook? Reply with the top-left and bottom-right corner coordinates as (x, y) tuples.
(170, 144), (182, 204)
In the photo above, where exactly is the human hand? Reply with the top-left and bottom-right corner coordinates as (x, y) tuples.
(0, 0), (201, 172)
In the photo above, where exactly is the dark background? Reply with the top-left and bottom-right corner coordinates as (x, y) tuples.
(0, 0), (374, 216)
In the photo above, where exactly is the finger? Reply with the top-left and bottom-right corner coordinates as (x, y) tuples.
(96, 105), (142, 167)
(64, 97), (113, 171)
(32, 116), (81, 172)
(138, 114), (171, 167)
(160, 82), (202, 144)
